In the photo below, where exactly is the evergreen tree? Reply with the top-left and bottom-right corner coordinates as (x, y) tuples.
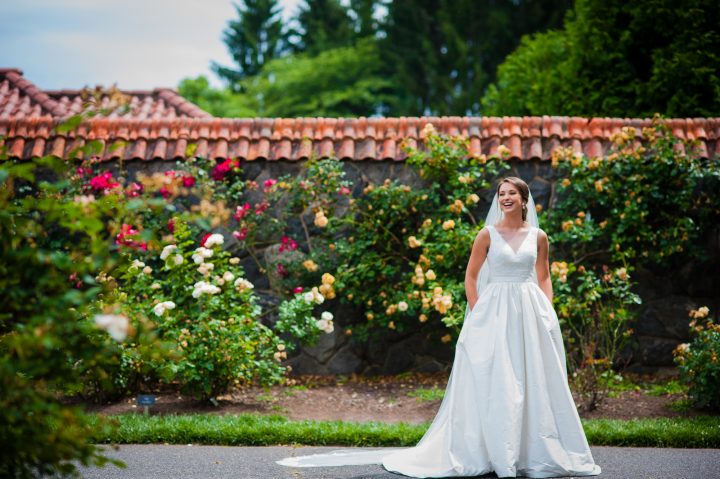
(213, 0), (285, 90)
(290, 0), (355, 54)
(349, 0), (379, 38)
(381, 0), (571, 115)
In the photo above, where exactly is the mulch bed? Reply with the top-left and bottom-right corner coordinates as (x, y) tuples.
(83, 372), (707, 423)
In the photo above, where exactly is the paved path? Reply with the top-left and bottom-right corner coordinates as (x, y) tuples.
(78, 445), (720, 479)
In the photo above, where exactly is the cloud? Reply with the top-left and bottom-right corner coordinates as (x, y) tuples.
(0, 0), (306, 89)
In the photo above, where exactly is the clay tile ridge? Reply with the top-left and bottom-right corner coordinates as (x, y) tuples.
(2, 115), (718, 162)
(153, 88), (212, 119)
(0, 68), (66, 117)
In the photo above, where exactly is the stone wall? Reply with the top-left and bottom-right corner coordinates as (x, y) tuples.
(114, 158), (720, 375)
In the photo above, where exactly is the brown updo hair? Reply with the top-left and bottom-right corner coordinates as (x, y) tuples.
(496, 176), (530, 221)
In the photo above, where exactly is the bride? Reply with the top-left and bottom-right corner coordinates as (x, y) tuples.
(277, 177), (601, 478)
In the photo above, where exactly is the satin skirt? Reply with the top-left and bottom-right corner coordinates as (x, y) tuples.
(276, 281), (601, 478)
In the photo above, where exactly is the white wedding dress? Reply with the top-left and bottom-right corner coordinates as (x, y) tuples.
(277, 224), (601, 478)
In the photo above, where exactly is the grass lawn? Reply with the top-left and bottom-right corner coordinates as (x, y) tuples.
(90, 413), (720, 449)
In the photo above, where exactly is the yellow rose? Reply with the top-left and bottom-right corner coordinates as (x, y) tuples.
(314, 211), (328, 227)
(419, 314), (428, 323)
(303, 259), (319, 272)
(322, 273), (335, 285)
(497, 144), (511, 158)
(408, 236), (422, 248)
(425, 269), (436, 280)
(442, 220), (455, 230)
(421, 123), (437, 138)
(562, 220), (573, 232)
(561, 178), (571, 187)
(440, 333), (452, 343)
(615, 267), (628, 281)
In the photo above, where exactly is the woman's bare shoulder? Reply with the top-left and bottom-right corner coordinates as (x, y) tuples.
(536, 228), (549, 243)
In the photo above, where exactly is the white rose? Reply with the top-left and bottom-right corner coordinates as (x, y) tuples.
(152, 301), (176, 317)
(223, 271), (235, 282)
(192, 281), (221, 298)
(234, 278), (254, 291)
(192, 247), (214, 264)
(398, 301), (408, 312)
(129, 259), (145, 271)
(160, 244), (177, 260)
(197, 262), (215, 276)
(203, 233), (225, 248)
(142, 266), (152, 275)
(150, 282), (161, 290)
(173, 254), (184, 265)
(316, 319), (329, 331)
(321, 311), (334, 321)
(94, 314), (130, 341)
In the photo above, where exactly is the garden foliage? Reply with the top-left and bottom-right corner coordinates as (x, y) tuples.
(674, 307), (720, 411)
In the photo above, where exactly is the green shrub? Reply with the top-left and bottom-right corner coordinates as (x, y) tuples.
(674, 307), (720, 411)
(0, 103), (159, 476)
(333, 126), (508, 341)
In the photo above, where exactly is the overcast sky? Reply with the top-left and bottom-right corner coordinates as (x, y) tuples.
(0, 0), (302, 90)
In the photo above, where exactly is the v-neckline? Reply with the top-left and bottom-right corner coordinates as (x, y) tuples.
(493, 225), (532, 255)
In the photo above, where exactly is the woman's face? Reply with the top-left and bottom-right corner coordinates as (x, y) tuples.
(498, 182), (523, 216)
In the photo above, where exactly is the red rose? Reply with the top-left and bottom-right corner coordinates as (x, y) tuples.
(182, 175), (196, 187)
(200, 233), (212, 247)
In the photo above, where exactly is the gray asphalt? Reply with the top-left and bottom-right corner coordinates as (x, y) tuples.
(76, 445), (720, 479)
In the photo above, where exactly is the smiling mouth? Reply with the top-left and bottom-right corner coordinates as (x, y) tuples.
(502, 202), (514, 207)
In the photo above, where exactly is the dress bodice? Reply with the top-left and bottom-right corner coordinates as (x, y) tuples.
(486, 224), (538, 283)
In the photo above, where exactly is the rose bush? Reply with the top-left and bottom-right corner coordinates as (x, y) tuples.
(540, 116), (720, 409)
(332, 126), (509, 342)
(673, 307), (720, 411)
(0, 99), (164, 476)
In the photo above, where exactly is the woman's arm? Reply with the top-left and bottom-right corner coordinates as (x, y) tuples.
(535, 229), (553, 303)
(465, 228), (491, 310)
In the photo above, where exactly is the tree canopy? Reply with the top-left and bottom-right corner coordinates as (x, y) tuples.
(191, 0), (719, 117)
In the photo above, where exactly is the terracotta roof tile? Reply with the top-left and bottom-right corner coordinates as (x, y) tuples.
(0, 68), (211, 120)
(0, 71), (717, 162)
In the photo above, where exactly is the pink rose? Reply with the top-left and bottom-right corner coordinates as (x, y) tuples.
(89, 172), (120, 193)
(279, 235), (298, 252)
(125, 182), (144, 198)
(293, 286), (304, 294)
(233, 227), (248, 241)
(115, 224), (147, 251)
(255, 202), (269, 216)
(211, 158), (239, 181)
(182, 175), (196, 187)
(234, 203), (251, 221)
